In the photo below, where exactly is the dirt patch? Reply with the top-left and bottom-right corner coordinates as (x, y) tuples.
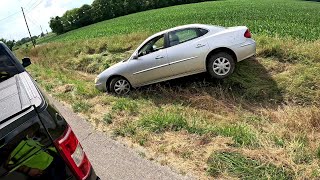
(54, 84), (74, 93)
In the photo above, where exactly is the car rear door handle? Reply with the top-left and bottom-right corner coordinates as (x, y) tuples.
(196, 44), (206, 48)
(155, 56), (164, 60)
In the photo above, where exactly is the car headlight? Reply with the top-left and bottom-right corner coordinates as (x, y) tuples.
(94, 77), (99, 84)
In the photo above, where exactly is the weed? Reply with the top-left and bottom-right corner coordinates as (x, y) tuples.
(103, 113), (113, 124)
(295, 134), (309, 147)
(133, 131), (149, 146)
(72, 101), (92, 113)
(181, 151), (192, 159)
(44, 83), (54, 92)
(216, 124), (259, 147)
(207, 151), (293, 179)
(273, 136), (285, 148)
(113, 121), (137, 137)
(186, 119), (210, 135)
(139, 110), (188, 133)
(293, 148), (313, 164)
(291, 135), (313, 164)
(242, 113), (268, 125)
(138, 151), (146, 158)
(312, 169), (320, 179)
(71, 54), (103, 73)
(112, 98), (138, 115)
(225, 60), (283, 102)
(317, 146), (320, 159)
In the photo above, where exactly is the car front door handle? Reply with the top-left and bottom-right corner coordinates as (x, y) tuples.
(196, 44), (206, 48)
(155, 55), (164, 60)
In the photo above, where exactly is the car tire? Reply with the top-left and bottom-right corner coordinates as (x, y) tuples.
(109, 77), (131, 95)
(207, 52), (235, 79)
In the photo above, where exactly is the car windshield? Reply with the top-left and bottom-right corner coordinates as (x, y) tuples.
(0, 47), (16, 83)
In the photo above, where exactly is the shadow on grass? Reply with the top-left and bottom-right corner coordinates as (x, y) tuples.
(130, 58), (284, 112)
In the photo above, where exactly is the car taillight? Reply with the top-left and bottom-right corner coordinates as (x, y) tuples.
(244, 29), (252, 38)
(54, 126), (91, 180)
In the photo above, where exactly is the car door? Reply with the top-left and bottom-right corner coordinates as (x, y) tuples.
(166, 28), (209, 76)
(128, 34), (172, 86)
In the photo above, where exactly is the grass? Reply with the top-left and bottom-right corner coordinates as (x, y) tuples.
(317, 146), (320, 159)
(113, 121), (137, 137)
(72, 101), (92, 113)
(139, 110), (188, 133)
(39, 0), (320, 43)
(207, 151), (293, 179)
(216, 124), (258, 147)
(112, 98), (139, 115)
(18, 34), (320, 180)
(103, 113), (113, 124)
(137, 109), (258, 147)
(13, 0), (320, 179)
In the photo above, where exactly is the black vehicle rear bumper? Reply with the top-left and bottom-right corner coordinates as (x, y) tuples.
(86, 168), (99, 180)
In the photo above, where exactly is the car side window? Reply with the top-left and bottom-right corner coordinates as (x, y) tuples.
(198, 28), (209, 36)
(169, 28), (207, 47)
(138, 35), (165, 57)
(0, 48), (15, 82)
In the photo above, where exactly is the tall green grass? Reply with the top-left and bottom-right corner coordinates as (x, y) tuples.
(207, 151), (293, 179)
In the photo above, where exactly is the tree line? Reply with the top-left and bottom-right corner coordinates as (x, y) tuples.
(0, 39), (15, 50)
(49, 0), (212, 34)
(1, 35), (40, 50)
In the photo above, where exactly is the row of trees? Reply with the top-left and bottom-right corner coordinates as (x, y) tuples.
(50, 0), (211, 34)
(0, 39), (15, 50)
(1, 35), (41, 50)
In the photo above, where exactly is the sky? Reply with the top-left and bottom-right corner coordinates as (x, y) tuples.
(0, 0), (94, 40)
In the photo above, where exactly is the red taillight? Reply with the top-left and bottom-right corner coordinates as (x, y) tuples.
(54, 126), (91, 180)
(244, 29), (252, 38)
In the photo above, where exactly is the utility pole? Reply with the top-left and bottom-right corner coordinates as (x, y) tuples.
(21, 7), (35, 48)
(40, 25), (44, 34)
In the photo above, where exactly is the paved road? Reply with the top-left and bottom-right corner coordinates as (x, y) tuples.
(49, 96), (193, 180)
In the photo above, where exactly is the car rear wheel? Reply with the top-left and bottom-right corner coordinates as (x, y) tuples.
(207, 52), (235, 79)
(109, 77), (131, 95)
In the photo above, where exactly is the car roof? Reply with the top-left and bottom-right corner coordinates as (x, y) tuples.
(0, 72), (43, 123)
(149, 24), (224, 39)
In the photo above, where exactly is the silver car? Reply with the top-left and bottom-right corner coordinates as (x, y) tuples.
(95, 24), (256, 95)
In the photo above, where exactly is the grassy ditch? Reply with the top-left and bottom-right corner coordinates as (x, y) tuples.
(14, 34), (320, 178)
(13, 0), (320, 178)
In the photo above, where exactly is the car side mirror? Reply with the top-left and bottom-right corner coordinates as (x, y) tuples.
(132, 53), (139, 60)
(22, 57), (31, 67)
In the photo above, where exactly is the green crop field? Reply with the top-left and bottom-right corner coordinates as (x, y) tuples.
(16, 0), (320, 179)
(40, 0), (320, 43)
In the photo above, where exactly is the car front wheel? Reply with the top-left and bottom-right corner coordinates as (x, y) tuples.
(207, 52), (235, 79)
(109, 77), (131, 95)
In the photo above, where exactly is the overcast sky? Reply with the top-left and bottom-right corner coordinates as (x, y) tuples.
(0, 0), (94, 40)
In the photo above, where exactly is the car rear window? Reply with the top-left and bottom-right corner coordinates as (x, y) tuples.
(198, 28), (209, 36)
(174, 29), (199, 44)
(168, 28), (208, 47)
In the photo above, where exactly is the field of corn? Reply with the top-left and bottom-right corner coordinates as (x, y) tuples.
(16, 0), (320, 179)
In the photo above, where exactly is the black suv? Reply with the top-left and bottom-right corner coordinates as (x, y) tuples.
(0, 42), (99, 180)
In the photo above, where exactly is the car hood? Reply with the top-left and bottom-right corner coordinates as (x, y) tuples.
(0, 72), (43, 122)
(98, 60), (127, 78)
